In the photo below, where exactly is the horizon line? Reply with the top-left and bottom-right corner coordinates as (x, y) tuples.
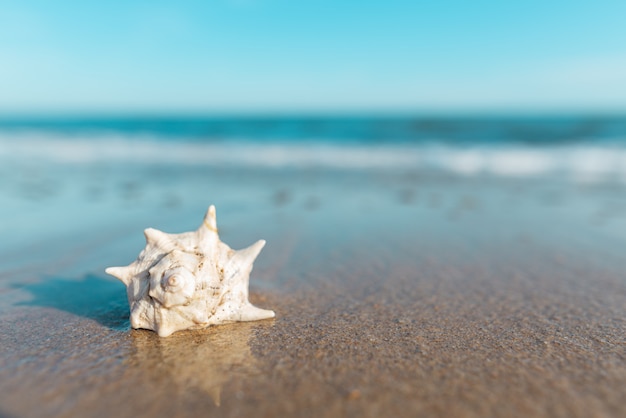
(1, 108), (626, 120)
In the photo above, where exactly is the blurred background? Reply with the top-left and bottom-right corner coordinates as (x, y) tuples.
(1, 0), (626, 250)
(1, 1), (625, 170)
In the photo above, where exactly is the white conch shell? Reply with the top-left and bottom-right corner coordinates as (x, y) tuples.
(106, 205), (275, 337)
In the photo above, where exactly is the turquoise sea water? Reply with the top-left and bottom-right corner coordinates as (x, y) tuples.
(3, 115), (626, 273)
(2, 115), (626, 178)
(2, 115), (626, 144)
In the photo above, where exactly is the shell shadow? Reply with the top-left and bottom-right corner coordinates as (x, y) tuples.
(15, 274), (129, 330)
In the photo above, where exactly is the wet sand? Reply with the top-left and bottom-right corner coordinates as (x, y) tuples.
(1, 165), (625, 417)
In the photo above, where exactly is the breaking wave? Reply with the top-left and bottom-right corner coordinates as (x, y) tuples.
(2, 131), (626, 181)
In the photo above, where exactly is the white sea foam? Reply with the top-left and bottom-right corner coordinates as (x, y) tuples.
(2, 131), (626, 181)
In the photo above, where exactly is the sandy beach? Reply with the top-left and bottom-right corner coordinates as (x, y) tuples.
(1, 0), (626, 411)
(1, 159), (625, 417)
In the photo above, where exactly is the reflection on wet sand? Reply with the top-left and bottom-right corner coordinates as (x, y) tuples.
(128, 321), (273, 406)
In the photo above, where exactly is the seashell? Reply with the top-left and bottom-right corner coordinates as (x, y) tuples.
(106, 205), (275, 337)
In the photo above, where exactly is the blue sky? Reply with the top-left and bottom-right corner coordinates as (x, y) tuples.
(1, 0), (625, 114)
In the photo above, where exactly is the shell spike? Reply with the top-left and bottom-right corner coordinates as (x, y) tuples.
(105, 266), (133, 285)
(144, 228), (173, 248)
(232, 240), (266, 270)
(203, 205), (218, 233)
(243, 239), (266, 262)
(240, 303), (275, 321)
(198, 205), (219, 244)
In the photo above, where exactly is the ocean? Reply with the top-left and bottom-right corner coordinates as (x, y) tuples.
(2, 115), (626, 179)
(2, 114), (626, 277)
